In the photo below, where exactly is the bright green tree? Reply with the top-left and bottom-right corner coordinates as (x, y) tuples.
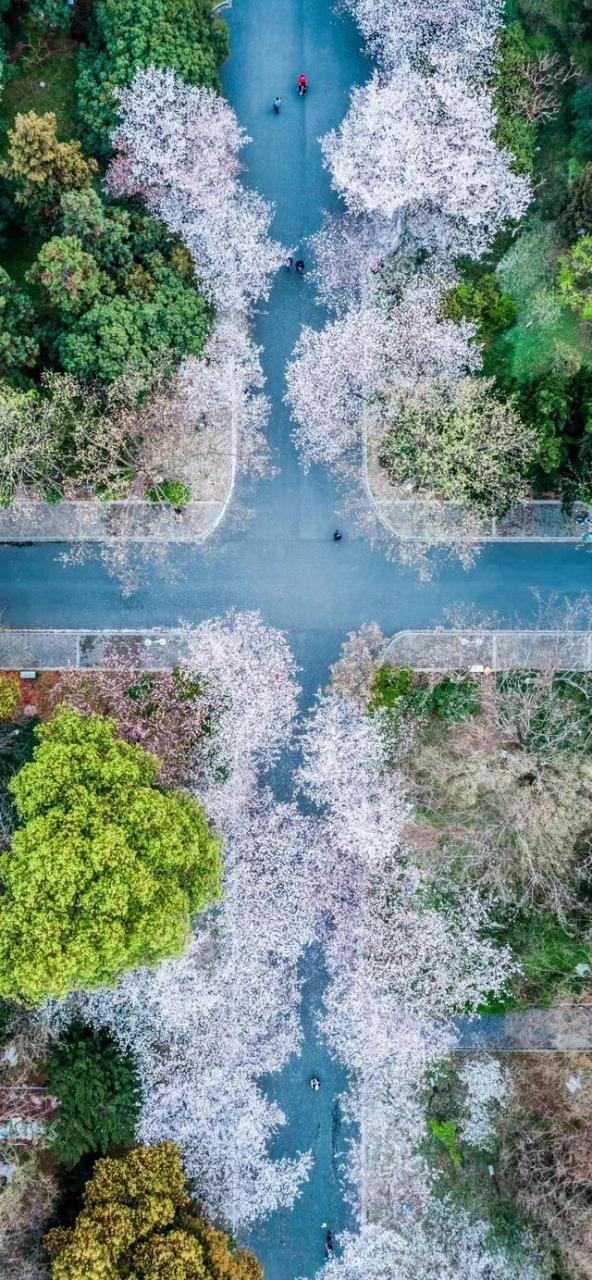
(47, 1022), (140, 1168)
(45, 1143), (263, 1280)
(0, 267), (39, 380)
(0, 708), (221, 1005)
(3, 112), (97, 221)
(28, 236), (110, 315)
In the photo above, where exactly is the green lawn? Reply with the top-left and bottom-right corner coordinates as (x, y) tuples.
(0, 33), (78, 155)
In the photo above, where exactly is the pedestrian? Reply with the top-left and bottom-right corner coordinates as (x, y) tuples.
(295, 259), (305, 275)
(310, 1075), (320, 1090)
(297, 73), (309, 96)
(325, 1230), (334, 1259)
(333, 529), (342, 541)
(273, 96), (282, 114)
(286, 255), (293, 271)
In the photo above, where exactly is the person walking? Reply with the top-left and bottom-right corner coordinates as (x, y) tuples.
(273, 96), (282, 114)
(333, 529), (342, 541)
(297, 73), (309, 96)
(295, 259), (305, 275)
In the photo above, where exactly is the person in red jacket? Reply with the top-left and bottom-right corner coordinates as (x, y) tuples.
(297, 73), (309, 96)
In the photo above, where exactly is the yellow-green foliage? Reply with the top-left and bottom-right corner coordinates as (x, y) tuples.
(0, 707), (221, 1004)
(45, 1143), (263, 1280)
(0, 674), (21, 720)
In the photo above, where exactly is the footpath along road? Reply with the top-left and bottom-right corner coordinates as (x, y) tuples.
(0, 0), (591, 1276)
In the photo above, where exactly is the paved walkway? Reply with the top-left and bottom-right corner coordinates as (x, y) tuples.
(370, 497), (589, 542)
(2, 627), (591, 673)
(0, 500), (226, 542)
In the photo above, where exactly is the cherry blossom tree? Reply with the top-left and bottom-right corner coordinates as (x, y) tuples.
(316, 1215), (541, 1280)
(342, 0), (502, 79)
(109, 68), (285, 314)
(321, 71), (530, 261)
(285, 281), (479, 466)
(296, 693), (514, 1223)
(458, 1056), (510, 1149)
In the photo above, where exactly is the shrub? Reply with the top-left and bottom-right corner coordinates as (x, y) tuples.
(0, 707), (222, 1004)
(369, 664), (413, 713)
(47, 1022), (140, 1168)
(0, 675), (22, 720)
(423, 677), (481, 722)
(147, 479), (192, 508)
(441, 275), (517, 346)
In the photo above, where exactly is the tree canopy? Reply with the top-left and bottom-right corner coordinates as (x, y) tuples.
(45, 1142), (263, 1280)
(0, 708), (221, 1005)
(47, 1022), (140, 1168)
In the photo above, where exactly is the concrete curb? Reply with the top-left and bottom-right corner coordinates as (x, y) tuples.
(1, 628), (591, 672)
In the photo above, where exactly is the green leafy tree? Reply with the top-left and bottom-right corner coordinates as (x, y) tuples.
(58, 271), (211, 383)
(0, 707), (221, 1005)
(493, 22), (537, 175)
(45, 1143), (263, 1280)
(441, 274), (517, 345)
(28, 236), (110, 315)
(0, 267), (39, 380)
(562, 164), (592, 239)
(3, 112), (97, 222)
(76, 0), (228, 158)
(573, 84), (592, 160)
(58, 190), (135, 276)
(379, 376), (539, 517)
(558, 235), (592, 318)
(47, 1023), (140, 1168)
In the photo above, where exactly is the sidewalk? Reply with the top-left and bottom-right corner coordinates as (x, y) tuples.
(0, 628), (591, 672)
(383, 629), (592, 671)
(0, 500), (226, 542)
(371, 497), (588, 542)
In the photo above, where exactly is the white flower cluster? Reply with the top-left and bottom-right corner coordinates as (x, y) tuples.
(288, 0), (531, 471)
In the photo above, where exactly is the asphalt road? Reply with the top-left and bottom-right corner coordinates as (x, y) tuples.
(0, 0), (590, 1273)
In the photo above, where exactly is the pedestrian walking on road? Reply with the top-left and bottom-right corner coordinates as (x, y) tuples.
(286, 255), (293, 271)
(295, 258), (305, 275)
(273, 96), (282, 114)
(297, 73), (309, 96)
(333, 529), (342, 541)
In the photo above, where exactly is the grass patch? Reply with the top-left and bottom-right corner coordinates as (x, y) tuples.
(0, 32), (78, 156)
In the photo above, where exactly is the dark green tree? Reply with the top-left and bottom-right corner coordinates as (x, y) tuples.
(0, 267), (39, 380)
(47, 1023), (140, 1168)
(76, 0), (228, 158)
(28, 236), (110, 316)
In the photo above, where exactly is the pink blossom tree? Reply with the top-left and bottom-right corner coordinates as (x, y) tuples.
(285, 282), (479, 466)
(109, 68), (285, 314)
(342, 0), (503, 79)
(321, 71), (530, 261)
